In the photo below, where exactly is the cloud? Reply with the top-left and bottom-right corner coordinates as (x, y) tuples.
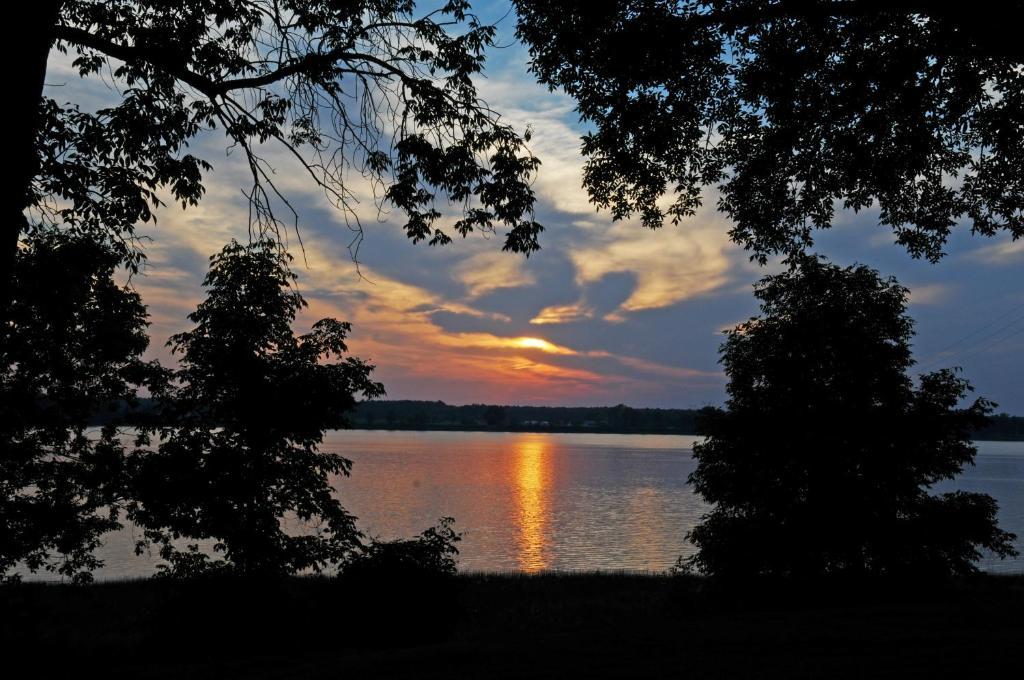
(529, 302), (594, 325)
(602, 311), (628, 323)
(454, 250), (536, 299)
(568, 216), (736, 315)
(609, 356), (722, 381)
(968, 238), (1024, 265)
(419, 306), (512, 323)
(477, 71), (598, 217)
(479, 58), (741, 323)
(288, 240), (723, 404)
(907, 283), (952, 306)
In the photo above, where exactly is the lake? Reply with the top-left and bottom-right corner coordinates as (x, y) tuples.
(48, 431), (1024, 579)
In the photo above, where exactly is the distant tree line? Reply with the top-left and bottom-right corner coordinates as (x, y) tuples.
(94, 399), (700, 434)
(100, 399), (1024, 440)
(978, 414), (1024, 441)
(366, 403), (1024, 441)
(349, 401), (701, 434)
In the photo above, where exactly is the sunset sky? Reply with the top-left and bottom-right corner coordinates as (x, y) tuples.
(43, 4), (1024, 412)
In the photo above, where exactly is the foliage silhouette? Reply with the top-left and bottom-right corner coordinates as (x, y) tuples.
(515, 1), (1024, 262)
(344, 517), (462, 578)
(128, 239), (384, 577)
(1, 230), (155, 582)
(8, 0), (543, 310)
(685, 255), (1018, 578)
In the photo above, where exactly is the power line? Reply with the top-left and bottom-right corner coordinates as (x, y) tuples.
(923, 299), (1024, 360)
(932, 324), (1024, 371)
(918, 314), (1024, 371)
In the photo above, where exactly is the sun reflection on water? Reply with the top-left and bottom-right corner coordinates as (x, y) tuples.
(513, 435), (552, 572)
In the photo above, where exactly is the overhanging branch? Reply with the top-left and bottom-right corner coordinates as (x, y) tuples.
(52, 25), (379, 96)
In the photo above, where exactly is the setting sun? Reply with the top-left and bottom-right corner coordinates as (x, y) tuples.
(513, 336), (573, 354)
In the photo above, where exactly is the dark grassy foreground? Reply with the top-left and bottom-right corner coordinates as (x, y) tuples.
(3, 573), (1022, 679)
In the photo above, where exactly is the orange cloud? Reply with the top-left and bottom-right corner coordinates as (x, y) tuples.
(530, 303), (594, 325)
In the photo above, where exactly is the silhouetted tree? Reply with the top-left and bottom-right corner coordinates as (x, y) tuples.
(515, 1), (1023, 262)
(685, 255), (1017, 578)
(128, 239), (384, 576)
(8, 1), (543, 310)
(1, 230), (155, 582)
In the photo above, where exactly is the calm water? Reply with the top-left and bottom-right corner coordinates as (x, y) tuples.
(45, 431), (1024, 579)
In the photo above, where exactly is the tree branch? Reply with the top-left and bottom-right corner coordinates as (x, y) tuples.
(54, 25), (221, 96)
(53, 24), (413, 96)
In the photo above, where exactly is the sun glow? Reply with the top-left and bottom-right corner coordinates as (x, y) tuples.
(513, 336), (572, 353)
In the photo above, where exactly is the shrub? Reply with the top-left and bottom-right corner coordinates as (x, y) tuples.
(343, 517), (462, 578)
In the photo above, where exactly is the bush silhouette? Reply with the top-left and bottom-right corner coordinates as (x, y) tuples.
(685, 255), (1017, 578)
(343, 517), (462, 579)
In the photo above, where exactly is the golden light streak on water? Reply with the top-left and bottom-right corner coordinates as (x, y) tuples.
(513, 435), (552, 572)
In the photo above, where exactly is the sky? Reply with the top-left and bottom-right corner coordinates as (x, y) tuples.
(41, 6), (1024, 412)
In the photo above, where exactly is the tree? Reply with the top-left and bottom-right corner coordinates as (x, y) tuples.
(685, 255), (1017, 578)
(8, 0), (543, 309)
(127, 239), (384, 577)
(515, 1), (1023, 262)
(1, 230), (155, 582)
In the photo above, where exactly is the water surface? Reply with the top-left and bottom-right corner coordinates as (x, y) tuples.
(56, 431), (1024, 578)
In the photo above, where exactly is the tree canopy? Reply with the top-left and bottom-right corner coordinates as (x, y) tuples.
(128, 239), (384, 576)
(685, 255), (1018, 578)
(515, 0), (1023, 262)
(9, 0), (543, 306)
